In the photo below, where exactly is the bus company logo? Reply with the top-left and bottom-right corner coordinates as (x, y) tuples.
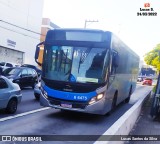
(63, 85), (73, 92)
(137, 3), (157, 16)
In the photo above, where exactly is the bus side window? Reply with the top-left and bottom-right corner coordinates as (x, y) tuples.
(111, 51), (119, 75)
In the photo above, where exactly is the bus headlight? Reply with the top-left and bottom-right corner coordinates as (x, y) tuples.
(88, 93), (104, 105)
(97, 93), (104, 100)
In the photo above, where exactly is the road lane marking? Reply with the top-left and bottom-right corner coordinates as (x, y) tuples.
(0, 107), (51, 122)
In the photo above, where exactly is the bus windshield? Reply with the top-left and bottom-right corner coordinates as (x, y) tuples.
(43, 45), (109, 83)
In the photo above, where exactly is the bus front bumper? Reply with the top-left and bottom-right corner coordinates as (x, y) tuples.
(40, 93), (110, 115)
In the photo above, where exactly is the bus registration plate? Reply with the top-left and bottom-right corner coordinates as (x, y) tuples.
(61, 103), (72, 108)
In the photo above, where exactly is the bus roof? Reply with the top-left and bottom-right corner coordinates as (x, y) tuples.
(50, 28), (111, 33)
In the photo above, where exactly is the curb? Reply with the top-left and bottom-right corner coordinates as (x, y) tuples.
(94, 89), (152, 144)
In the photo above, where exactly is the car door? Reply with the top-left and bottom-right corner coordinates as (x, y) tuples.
(0, 78), (10, 109)
(19, 69), (29, 87)
(27, 68), (34, 87)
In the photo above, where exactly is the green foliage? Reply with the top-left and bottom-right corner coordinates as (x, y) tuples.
(152, 85), (156, 93)
(144, 44), (160, 71)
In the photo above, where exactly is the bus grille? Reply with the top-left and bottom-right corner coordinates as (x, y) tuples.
(48, 97), (88, 109)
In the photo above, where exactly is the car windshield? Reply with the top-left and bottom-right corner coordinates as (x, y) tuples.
(6, 68), (21, 76)
(2, 68), (12, 75)
(43, 45), (109, 83)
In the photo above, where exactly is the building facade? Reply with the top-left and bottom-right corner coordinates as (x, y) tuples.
(0, 0), (44, 65)
(38, 18), (60, 64)
(40, 18), (60, 42)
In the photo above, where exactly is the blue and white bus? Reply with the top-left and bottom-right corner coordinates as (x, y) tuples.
(35, 29), (139, 115)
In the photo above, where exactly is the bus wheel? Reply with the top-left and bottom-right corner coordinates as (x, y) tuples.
(111, 92), (118, 112)
(125, 87), (132, 103)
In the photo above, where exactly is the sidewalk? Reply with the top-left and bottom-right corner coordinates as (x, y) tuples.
(126, 96), (160, 144)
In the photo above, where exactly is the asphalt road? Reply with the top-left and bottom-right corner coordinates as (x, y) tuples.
(0, 84), (153, 144)
(0, 88), (43, 119)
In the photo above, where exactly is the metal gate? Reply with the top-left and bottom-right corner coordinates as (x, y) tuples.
(0, 46), (24, 65)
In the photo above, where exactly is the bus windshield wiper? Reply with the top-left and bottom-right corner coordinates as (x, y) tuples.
(78, 52), (83, 73)
(64, 49), (68, 73)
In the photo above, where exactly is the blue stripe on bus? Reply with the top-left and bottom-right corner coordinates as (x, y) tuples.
(44, 85), (97, 102)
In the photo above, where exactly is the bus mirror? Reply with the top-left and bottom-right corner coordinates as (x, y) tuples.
(35, 42), (44, 66)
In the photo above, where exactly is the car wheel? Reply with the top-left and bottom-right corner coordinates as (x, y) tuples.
(32, 83), (36, 89)
(34, 93), (40, 100)
(6, 99), (18, 114)
(20, 86), (23, 90)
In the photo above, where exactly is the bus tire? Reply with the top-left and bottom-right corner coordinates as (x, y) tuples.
(34, 93), (40, 100)
(125, 87), (132, 103)
(111, 92), (118, 112)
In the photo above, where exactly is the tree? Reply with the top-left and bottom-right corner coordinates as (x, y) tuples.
(144, 44), (160, 71)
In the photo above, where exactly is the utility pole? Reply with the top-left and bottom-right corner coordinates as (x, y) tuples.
(84, 20), (99, 28)
(118, 24), (121, 35)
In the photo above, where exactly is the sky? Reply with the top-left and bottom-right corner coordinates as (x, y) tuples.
(42, 0), (160, 60)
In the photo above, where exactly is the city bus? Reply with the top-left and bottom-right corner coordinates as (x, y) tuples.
(35, 28), (139, 115)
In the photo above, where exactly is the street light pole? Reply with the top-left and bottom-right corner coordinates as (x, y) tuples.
(84, 20), (99, 28)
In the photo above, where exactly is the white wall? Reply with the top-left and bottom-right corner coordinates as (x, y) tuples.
(0, 0), (44, 64)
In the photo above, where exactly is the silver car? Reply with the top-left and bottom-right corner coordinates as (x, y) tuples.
(0, 76), (22, 113)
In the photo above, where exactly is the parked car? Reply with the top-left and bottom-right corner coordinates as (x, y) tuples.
(0, 62), (19, 70)
(142, 78), (152, 86)
(0, 66), (3, 75)
(21, 64), (42, 77)
(0, 76), (22, 113)
(34, 82), (41, 100)
(2, 67), (38, 89)
(137, 77), (143, 82)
